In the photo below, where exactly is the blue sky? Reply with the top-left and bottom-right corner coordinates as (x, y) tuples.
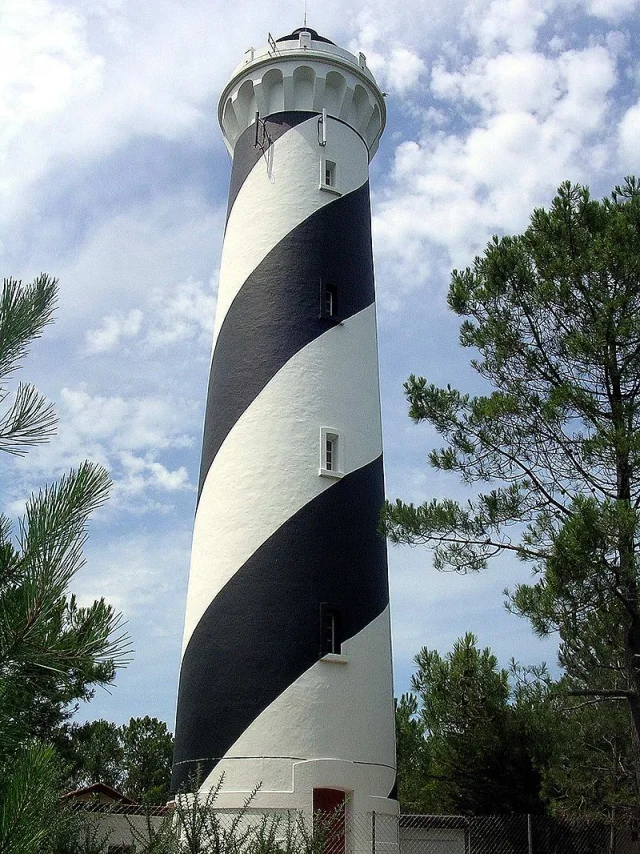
(1, 0), (639, 728)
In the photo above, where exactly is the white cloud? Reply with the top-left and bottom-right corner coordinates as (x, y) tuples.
(432, 51), (561, 116)
(0, 0), (103, 142)
(10, 385), (197, 514)
(581, 0), (640, 22)
(114, 451), (190, 498)
(30, 192), (224, 331)
(74, 528), (191, 617)
(431, 44), (616, 125)
(385, 48), (426, 93)
(0, 0), (238, 234)
(345, 1), (465, 96)
(359, 42), (426, 95)
(84, 308), (143, 354)
(554, 46), (618, 132)
(148, 461), (189, 490)
(619, 101), (640, 167)
(373, 39), (620, 305)
(0, 0), (104, 215)
(4, 0), (453, 231)
(83, 277), (217, 355)
(58, 386), (192, 454)
(5, 497), (28, 518)
(146, 278), (217, 349)
(458, 0), (559, 55)
(346, 0), (469, 64)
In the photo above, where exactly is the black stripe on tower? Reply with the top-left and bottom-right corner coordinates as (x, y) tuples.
(172, 455), (389, 793)
(198, 180), (374, 498)
(226, 112), (317, 220)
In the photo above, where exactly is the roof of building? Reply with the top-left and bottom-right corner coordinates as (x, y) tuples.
(276, 27), (336, 46)
(62, 782), (137, 805)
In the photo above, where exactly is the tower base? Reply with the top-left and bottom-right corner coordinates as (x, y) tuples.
(193, 758), (398, 854)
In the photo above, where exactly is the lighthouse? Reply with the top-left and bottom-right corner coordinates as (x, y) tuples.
(172, 25), (397, 835)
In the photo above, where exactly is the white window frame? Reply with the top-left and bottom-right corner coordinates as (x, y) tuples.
(319, 604), (348, 663)
(319, 427), (343, 478)
(321, 604), (339, 655)
(324, 286), (334, 317)
(319, 157), (341, 195)
(321, 282), (337, 320)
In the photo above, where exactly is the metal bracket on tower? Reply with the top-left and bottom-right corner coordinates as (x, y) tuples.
(318, 109), (327, 147)
(254, 111), (272, 154)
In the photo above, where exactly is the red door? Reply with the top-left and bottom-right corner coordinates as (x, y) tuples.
(313, 788), (346, 854)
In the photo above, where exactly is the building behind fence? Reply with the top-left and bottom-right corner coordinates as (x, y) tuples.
(72, 803), (640, 854)
(392, 812), (639, 854)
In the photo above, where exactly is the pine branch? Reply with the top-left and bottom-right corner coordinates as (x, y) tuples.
(0, 383), (57, 455)
(0, 275), (57, 380)
(567, 689), (635, 699)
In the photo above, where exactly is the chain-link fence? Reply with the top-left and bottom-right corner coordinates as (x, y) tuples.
(372, 812), (640, 854)
(67, 803), (640, 854)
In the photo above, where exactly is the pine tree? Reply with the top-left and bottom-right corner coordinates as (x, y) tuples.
(0, 275), (129, 854)
(382, 178), (640, 792)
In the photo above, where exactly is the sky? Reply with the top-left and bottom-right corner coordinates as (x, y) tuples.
(1, 0), (640, 729)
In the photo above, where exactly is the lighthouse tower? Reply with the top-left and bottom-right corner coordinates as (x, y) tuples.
(172, 25), (397, 833)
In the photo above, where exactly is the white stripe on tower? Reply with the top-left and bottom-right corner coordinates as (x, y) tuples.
(172, 27), (397, 820)
(182, 304), (382, 650)
(204, 606), (396, 799)
(213, 115), (368, 344)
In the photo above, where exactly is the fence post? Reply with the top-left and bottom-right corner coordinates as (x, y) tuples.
(371, 810), (376, 854)
(527, 813), (533, 854)
(608, 805), (616, 854)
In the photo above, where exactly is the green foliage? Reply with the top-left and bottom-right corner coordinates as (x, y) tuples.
(0, 275), (57, 456)
(61, 719), (125, 791)
(0, 465), (126, 691)
(399, 634), (553, 815)
(396, 635), (640, 819)
(0, 462), (129, 754)
(0, 742), (60, 854)
(121, 716), (174, 804)
(127, 774), (339, 854)
(48, 803), (114, 854)
(395, 693), (431, 812)
(61, 716), (174, 805)
(0, 274), (130, 852)
(544, 679), (638, 820)
(381, 178), (640, 781)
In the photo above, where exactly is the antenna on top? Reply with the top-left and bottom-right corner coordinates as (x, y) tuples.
(303, 0), (307, 27)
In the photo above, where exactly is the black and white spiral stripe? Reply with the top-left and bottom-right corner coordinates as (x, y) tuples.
(172, 111), (395, 797)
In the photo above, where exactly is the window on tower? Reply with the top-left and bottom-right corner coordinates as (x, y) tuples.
(319, 428), (342, 478)
(320, 604), (341, 656)
(325, 161), (335, 186)
(324, 287), (333, 316)
(326, 435), (334, 470)
(320, 283), (338, 321)
(320, 158), (341, 195)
